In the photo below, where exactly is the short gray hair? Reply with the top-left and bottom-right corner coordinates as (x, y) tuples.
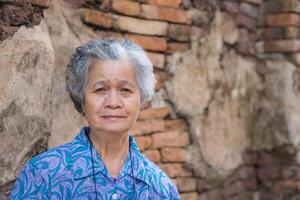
(66, 38), (156, 113)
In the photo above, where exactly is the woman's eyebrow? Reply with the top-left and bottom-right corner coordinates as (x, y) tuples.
(92, 80), (136, 88)
(119, 80), (136, 88)
(92, 81), (107, 88)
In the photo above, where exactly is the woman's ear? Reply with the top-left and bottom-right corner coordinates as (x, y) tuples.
(81, 103), (85, 116)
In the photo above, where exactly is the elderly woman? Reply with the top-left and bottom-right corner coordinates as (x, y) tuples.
(9, 39), (180, 199)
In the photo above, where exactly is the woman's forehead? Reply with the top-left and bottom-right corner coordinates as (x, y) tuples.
(89, 57), (134, 71)
(87, 58), (138, 86)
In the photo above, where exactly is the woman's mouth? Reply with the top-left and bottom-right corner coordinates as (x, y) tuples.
(101, 115), (126, 120)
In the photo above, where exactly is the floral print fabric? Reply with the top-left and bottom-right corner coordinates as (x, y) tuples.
(9, 127), (180, 200)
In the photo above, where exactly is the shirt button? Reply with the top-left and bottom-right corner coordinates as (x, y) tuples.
(112, 193), (118, 199)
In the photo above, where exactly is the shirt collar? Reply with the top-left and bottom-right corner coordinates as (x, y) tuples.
(71, 127), (150, 185)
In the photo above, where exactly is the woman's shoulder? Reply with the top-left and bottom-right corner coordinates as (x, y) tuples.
(142, 157), (173, 185)
(10, 141), (76, 199)
(138, 153), (180, 199)
(140, 154), (165, 176)
(28, 141), (74, 174)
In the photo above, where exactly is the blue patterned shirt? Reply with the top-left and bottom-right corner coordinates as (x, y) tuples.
(9, 127), (180, 199)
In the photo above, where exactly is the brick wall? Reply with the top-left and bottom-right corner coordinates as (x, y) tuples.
(259, 1), (300, 198)
(1, 0), (300, 199)
(74, 0), (272, 199)
(262, 0), (300, 66)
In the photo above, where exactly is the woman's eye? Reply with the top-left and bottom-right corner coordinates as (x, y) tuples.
(95, 88), (106, 92)
(120, 88), (131, 93)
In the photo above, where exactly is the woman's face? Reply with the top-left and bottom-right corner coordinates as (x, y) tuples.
(82, 57), (141, 135)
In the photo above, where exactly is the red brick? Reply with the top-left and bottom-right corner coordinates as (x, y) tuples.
(96, 31), (123, 40)
(266, 13), (300, 27)
(191, 26), (204, 40)
(237, 42), (255, 55)
(230, 192), (259, 200)
(167, 42), (189, 53)
(152, 131), (189, 148)
(180, 192), (198, 200)
(286, 27), (300, 38)
(264, 0), (300, 14)
(256, 28), (262, 39)
(166, 55), (173, 66)
(154, 70), (167, 90)
(190, 8), (210, 26)
(283, 0), (300, 13)
(256, 152), (275, 166)
(237, 29), (255, 55)
(138, 107), (170, 120)
(237, 166), (256, 180)
(146, 0), (181, 8)
(223, 179), (257, 198)
(115, 15), (168, 36)
(290, 53), (300, 66)
(264, 39), (300, 52)
(173, 178), (196, 192)
(257, 165), (281, 180)
(244, 152), (257, 165)
(143, 149), (161, 162)
(221, 2), (239, 14)
(168, 24), (191, 41)
(25, 0), (50, 7)
(241, 178), (257, 190)
(263, 1), (283, 14)
(206, 189), (223, 200)
(243, 0), (262, 4)
(263, 149), (296, 165)
(146, 51), (165, 69)
(236, 14), (256, 30)
(124, 34), (167, 52)
(261, 26), (300, 40)
(296, 168), (300, 179)
(223, 181), (244, 197)
(140, 4), (190, 24)
(161, 147), (187, 162)
(112, 0), (140, 16)
(135, 136), (152, 150)
(158, 163), (192, 177)
(239, 2), (259, 18)
(261, 27), (285, 39)
(132, 119), (166, 135)
(257, 12), (265, 27)
(198, 193), (208, 200)
(82, 9), (113, 28)
(275, 180), (300, 193)
(197, 178), (216, 192)
(164, 119), (187, 131)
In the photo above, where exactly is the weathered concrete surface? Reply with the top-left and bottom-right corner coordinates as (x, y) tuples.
(252, 60), (300, 151)
(166, 12), (261, 180)
(43, 0), (88, 148)
(0, 1), (94, 195)
(0, 20), (54, 186)
(167, 10), (300, 183)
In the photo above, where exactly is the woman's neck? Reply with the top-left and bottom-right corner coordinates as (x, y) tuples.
(89, 130), (130, 178)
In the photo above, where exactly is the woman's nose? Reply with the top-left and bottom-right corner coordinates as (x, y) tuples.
(105, 90), (122, 109)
